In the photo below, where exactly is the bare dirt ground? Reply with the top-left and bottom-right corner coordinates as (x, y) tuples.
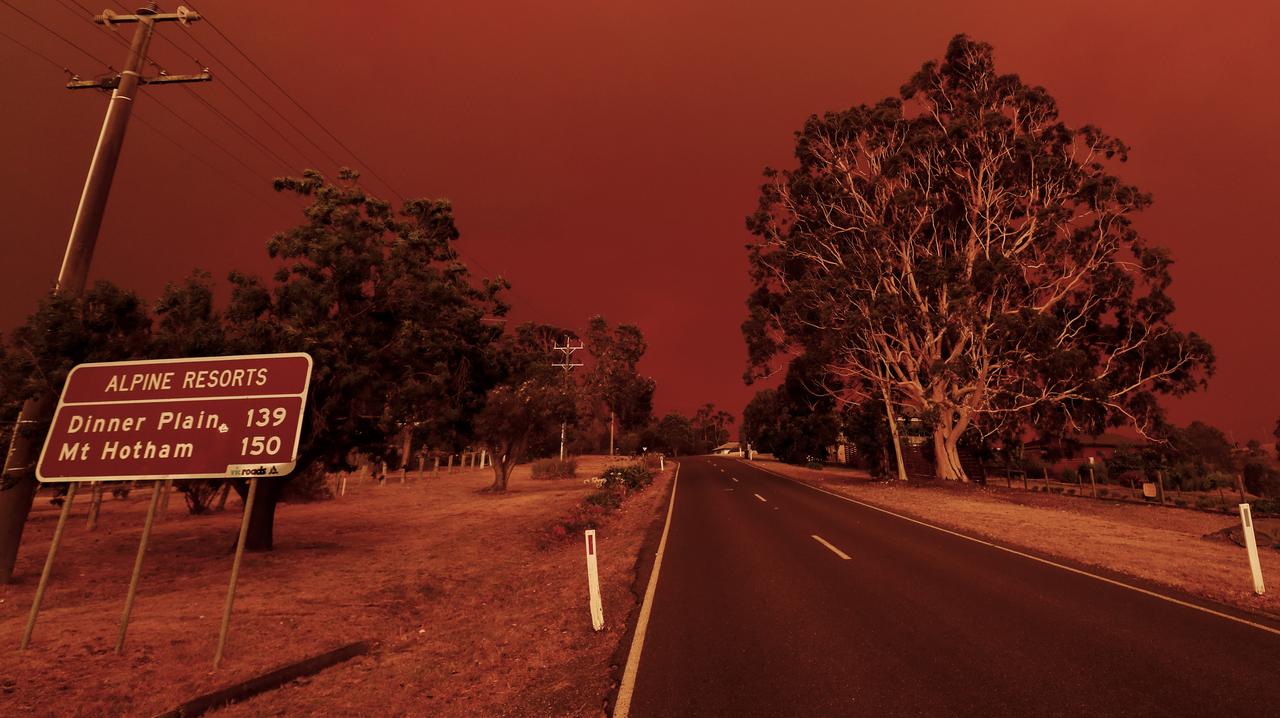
(752, 458), (1280, 618)
(0, 456), (674, 717)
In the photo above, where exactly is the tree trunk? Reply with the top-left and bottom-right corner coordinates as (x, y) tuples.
(488, 460), (511, 492)
(232, 479), (284, 551)
(932, 425), (969, 482)
(880, 383), (908, 482)
(0, 395), (54, 583)
(0, 475), (39, 583)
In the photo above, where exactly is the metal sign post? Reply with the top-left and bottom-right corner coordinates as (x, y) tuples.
(214, 476), (259, 668)
(585, 529), (604, 631)
(19, 482), (79, 649)
(115, 481), (163, 653)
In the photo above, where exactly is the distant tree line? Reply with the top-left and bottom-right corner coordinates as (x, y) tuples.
(0, 169), (658, 580)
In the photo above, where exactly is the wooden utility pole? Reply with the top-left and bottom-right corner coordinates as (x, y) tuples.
(0, 4), (210, 584)
(552, 338), (583, 461)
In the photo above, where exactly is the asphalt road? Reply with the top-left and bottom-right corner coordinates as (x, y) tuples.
(625, 456), (1280, 717)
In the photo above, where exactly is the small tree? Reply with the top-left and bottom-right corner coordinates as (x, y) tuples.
(583, 315), (655, 452)
(475, 322), (578, 492)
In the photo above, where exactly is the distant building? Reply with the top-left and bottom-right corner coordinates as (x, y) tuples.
(712, 441), (742, 456)
(1024, 432), (1146, 471)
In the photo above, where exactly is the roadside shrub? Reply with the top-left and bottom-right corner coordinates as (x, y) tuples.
(600, 463), (654, 491)
(583, 486), (625, 510)
(282, 465), (334, 502)
(1195, 497), (1213, 510)
(532, 457), (579, 480)
(1173, 498), (1188, 507)
(1098, 488), (1109, 498)
(1244, 462), (1280, 498)
(1061, 467), (1078, 484)
(1066, 488), (1076, 496)
(1252, 498), (1280, 515)
(177, 480), (223, 514)
(545, 463), (657, 546)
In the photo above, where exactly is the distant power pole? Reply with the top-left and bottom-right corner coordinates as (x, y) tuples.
(552, 338), (584, 461)
(0, 3), (211, 583)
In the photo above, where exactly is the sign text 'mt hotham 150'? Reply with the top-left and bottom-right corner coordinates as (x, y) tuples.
(36, 353), (313, 483)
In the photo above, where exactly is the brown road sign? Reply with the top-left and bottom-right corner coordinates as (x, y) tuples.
(36, 353), (312, 482)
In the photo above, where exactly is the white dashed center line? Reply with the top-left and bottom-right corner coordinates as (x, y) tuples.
(754, 493), (766, 502)
(811, 534), (851, 560)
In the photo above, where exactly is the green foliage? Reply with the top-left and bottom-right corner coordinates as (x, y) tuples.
(1243, 461), (1280, 498)
(647, 412), (698, 456)
(691, 403), (735, 453)
(544, 462), (655, 544)
(0, 281), (152, 488)
(583, 315), (656, 442)
(742, 35), (1213, 480)
(232, 170), (508, 475)
(531, 457), (579, 479)
(599, 463), (654, 491)
(741, 354), (842, 465)
(476, 322), (579, 491)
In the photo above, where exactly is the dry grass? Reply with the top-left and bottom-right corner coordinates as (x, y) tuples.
(753, 458), (1280, 617)
(0, 455), (673, 717)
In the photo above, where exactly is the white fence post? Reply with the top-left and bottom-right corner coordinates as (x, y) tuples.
(1239, 504), (1265, 595)
(585, 530), (604, 631)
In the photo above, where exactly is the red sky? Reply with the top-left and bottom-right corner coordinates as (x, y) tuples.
(1, 1), (1277, 442)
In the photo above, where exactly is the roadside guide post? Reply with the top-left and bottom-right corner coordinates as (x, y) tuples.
(1088, 456), (1097, 498)
(1239, 504), (1266, 595)
(25, 353), (312, 659)
(585, 529), (604, 631)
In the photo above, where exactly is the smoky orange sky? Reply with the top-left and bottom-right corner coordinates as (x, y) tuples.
(1, 1), (1277, 442)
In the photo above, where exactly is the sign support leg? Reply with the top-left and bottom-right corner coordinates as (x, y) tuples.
(115, 480), (162, 654)
(20, 482), (79, 649)
(86, 481), (104, 530)
(214, 476), (258, 668)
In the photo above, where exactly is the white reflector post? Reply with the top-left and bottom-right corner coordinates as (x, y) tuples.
(1239, 504), (1265, 595)
(585, 529), (604, 631)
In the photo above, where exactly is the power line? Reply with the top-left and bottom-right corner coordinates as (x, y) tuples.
(178, 84), (297, 173)
(0, 0), (111, 70)
(130, 109), (281, 212)
(182, 1), (404, 202)
(144, 91), (287, 190)
(172, 18), (344, 172)
(0, 25), (68, 72)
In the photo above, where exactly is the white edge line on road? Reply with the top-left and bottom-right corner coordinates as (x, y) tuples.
(812, 534), (852, 560)
(613, 463), (681, 718)
(742, 460), (1280, 639)
(754, 493), (767, 502)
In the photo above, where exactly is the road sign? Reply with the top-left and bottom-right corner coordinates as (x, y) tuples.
(36, 353), (312, 482)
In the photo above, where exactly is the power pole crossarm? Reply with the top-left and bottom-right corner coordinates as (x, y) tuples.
(67, 71), (212, 90)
